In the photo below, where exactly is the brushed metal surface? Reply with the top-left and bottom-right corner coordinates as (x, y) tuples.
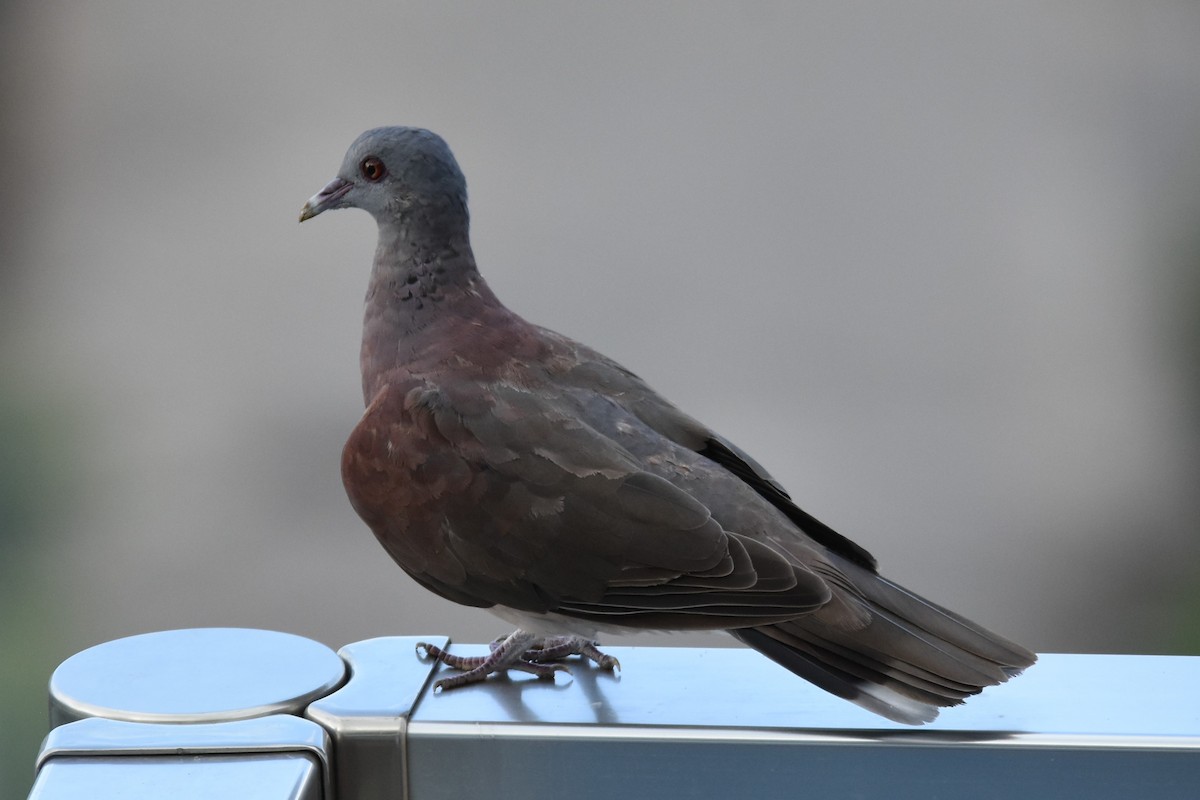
(34, 633), (1200, 799)
(29, 755), (322, 800)
(410, 647), (1200, 738)
(403, 647), (1200, 800)
(48, 628), (346, 726)
(31, 716), (332, 800)
(306, 635), (447, 800)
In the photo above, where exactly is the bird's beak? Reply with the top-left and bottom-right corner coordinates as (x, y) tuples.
(299, 176), (353, 222)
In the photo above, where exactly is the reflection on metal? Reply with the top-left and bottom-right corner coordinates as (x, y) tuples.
(28, 629), (1200, 799)
(30, 716), (330, 800)
(306, 636), (447, 800)
(48, 628), (346, 727)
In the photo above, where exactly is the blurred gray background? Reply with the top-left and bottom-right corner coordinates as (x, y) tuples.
(4, 1), (1200, 794)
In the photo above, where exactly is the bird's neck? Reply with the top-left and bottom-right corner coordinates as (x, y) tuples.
(359, 221), (500, 403)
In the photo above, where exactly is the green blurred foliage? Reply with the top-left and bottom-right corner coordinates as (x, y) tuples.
(0, 390), (80, 798)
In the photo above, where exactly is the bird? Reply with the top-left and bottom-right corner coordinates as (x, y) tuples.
(299, 126), (1036, 724)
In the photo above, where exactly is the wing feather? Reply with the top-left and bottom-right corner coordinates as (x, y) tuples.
(342, 377), (831, 619)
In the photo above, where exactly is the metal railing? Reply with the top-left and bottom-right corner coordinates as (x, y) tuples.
(28, 628), (1200, 799)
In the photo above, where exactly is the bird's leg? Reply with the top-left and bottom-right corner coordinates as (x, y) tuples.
(416, 632), (619, 690)
(417, 630), (569, 691)
(523, 635), (621, 672)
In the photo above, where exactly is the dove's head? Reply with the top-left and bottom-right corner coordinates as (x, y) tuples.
(299, 127), (468, 228)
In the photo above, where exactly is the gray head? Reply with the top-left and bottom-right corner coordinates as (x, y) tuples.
(299, 127), (468, 229)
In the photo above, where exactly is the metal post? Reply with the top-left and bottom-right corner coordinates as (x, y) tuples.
(29, 629), (1200, 799)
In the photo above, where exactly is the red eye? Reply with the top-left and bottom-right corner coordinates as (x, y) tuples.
(360, 157), (387, 182)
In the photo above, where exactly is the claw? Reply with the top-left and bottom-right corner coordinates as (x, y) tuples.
(525, 636), (621, 672)
(419, 632), (617, 690)
(417, 641), (487, 671)
(578, 641), (621, 672)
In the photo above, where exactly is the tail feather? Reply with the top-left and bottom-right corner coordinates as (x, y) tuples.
(807, 600), (1013, 686)
(854, 573), (1035, 668)
(794, 625), (989, 697)
(732, 564), (1037, 725)
(731, 626), (942, 724)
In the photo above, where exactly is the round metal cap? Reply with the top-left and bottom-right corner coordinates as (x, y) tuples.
(49, 628), (346, 727)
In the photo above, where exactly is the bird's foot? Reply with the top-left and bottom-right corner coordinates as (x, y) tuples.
(520, 635), (621, 672)
(417, 631), (619, 691)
